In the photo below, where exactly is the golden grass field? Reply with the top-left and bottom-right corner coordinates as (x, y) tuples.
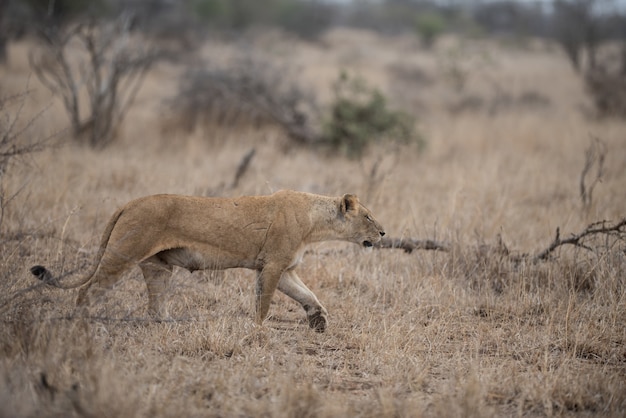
(0, 29), (625, 417)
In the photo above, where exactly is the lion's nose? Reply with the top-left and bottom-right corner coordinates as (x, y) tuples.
(380, 231), (385, 237)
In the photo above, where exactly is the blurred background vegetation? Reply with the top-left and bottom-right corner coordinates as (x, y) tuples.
(1, 0), (625, 153)
(4, 1), (625, 55)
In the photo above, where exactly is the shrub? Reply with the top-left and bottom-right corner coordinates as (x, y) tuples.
(166, 52), (319, 144)
(415, 11), (446, 48)
(169, 67), (421, 157)
(29, 16), (161, 148)
(323, 71), (420, 158)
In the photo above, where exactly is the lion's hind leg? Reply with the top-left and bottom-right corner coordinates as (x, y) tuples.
(139, 256), (173, 319)
(75, 251), (138, 310)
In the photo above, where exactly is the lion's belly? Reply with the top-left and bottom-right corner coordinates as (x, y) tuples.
(156, 247), (259, 271)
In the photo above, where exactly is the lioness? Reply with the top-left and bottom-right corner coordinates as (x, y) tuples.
(30, 190), (385, 332)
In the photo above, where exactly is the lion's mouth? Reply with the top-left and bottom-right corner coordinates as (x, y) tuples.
(363, 240), (373, 248)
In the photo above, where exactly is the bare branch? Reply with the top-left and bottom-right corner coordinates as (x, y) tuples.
(533, 218), (626, 262)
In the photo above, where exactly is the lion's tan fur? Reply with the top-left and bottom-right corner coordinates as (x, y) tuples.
(32, 190), (385, 331)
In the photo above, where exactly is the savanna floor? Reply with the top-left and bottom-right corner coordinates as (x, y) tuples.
(1, 29), (625, 417)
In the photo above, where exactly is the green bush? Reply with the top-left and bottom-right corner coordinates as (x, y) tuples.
(323, 71), (419, 158)
(415, 12), (446, 48)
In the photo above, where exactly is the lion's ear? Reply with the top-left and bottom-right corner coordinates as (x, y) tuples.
(341, 194), (359, 214)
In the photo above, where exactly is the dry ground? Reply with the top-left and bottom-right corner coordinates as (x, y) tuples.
(0, 29), (625, 417)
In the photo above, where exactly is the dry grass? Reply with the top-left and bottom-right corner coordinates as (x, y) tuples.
(1, 30), (625, 417)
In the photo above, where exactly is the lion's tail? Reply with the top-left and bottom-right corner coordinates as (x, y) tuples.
(30, 207), (125, 290)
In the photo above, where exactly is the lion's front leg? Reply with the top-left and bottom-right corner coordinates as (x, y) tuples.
(255, 264), (285, 326)
(278, 270), (328, 332)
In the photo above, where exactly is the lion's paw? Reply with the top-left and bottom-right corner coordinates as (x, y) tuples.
(307, 311), (327, 333)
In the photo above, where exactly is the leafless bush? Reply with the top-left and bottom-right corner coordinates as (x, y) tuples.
(29, 15), (161, 148)
(165, 52), (320, 145)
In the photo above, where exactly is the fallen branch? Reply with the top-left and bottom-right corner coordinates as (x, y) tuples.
(533, 218), (626, 262)
(374, 237), (450, 253)
(373, 218), (625, 260)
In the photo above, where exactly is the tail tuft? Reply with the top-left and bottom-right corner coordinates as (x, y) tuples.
(30, 265), (55, 284)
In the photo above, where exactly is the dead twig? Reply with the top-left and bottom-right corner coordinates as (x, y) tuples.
(231, 148), (256, 189)
(580, 137), (606, 212)
(374, 237), (450, 253)
(533, 218), (626, 262)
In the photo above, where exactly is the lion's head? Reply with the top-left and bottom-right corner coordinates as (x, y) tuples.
(340, 194), (385, 247)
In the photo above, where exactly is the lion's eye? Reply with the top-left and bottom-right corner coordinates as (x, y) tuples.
(365, 215), (372, 222)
